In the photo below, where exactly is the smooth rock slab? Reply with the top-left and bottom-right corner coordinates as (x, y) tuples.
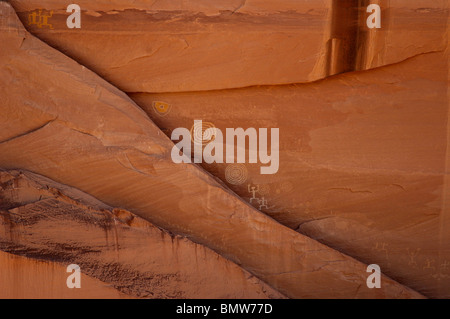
(8, 0), (447, 92)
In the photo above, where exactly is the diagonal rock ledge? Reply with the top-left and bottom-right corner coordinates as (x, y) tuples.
(0, 169), (285, 298)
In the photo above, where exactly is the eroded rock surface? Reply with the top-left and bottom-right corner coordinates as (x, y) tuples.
(0, 2), (423, 298)
(0, 250), (132, 298)
(0, 170), (284, 298)
(131, 50), (450, 299)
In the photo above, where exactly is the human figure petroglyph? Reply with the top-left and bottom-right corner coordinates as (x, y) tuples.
(248, 184), (260, 204)
(407, 248), (420, 267)
(423, 259), (436, 271)
(374, 242), (389, 259)
(259, 197), (268, 210)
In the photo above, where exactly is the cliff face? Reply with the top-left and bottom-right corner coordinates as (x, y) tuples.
(0, 170), (284, 298)
(8, 0), (448, 92)
(0, 0), (448, 299)
(131, 49), (449, 298)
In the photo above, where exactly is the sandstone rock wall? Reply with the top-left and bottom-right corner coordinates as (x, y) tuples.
(1, 0), (448, 298)
(8, 0), (447, 92)
(0, 170), (284, 298)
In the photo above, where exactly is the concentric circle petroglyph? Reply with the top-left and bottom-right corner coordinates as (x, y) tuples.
(258, 184), (270, 196)
(225, 164), (248, 185)
(152, 101), (172, 116)
(190, 121), (216, 146)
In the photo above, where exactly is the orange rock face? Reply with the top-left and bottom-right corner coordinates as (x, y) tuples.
(131, 50), (449, 298)
(8, 0), (447, 92)
(0, 170), (284, 298)
(0, 0), (448, 299)
(0, 251), (131, 299)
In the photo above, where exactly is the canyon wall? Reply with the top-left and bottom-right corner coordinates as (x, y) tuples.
(1, 0), (448, 298)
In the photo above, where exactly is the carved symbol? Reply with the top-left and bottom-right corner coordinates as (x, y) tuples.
(407, 248), (421, 267)
(423, 259), (436, 272)
(429, 260), (450, 281)
(431, 273), (450, 281)
(440, 260), (450, 272)
(152, 101), (172, 117)
(190, 121), (216, 146)
(258, 197), (268, 210)
(374, 242), (389, 259)
(28, 9), (54, 29)
(225, 164), (248, 186)
(258, 184), (270, 196)
(248, 184), (260, 204)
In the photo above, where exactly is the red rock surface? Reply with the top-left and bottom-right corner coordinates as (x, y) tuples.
(0, 251), (131, 299)
(8, 0), (447, 92)
(0, 0), (448, 299)
(0, 170), (284, 298)
(131, 50), (450, 298)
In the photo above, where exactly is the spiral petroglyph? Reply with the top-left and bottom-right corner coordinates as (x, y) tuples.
(225, 164), (248, 185)
(258, 184), (270, 196)
(190, 121), (216, 146)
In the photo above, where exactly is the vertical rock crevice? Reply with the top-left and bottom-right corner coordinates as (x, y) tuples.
(327, 0), (360, 75)
(327, 0), (385, 76)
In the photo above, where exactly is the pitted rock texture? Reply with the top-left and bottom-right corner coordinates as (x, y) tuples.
(0, 170), (285, 298)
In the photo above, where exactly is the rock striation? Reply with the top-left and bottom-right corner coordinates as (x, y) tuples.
(0, 169), (284, 298)
(8, 0), (448, 92)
